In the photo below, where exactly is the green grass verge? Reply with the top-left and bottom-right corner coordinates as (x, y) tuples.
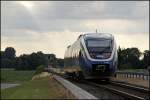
(1, 77), (66, 99)
(1, 69), (35, 83)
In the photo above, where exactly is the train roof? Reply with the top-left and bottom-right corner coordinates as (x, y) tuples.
(83, 33), (114, 40)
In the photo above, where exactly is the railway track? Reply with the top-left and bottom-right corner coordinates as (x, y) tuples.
(52, 73), (149, 100)
(85, 80), (149, 100)
(68, 79), (124, 99)
(61, 76), (149, 99)
(110, 81), (149, 93)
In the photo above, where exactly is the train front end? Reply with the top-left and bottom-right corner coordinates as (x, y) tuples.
(80, 33), (117, 79)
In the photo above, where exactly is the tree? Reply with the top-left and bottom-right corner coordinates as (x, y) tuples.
(34, 65), (45, 75)
(126, 48), (141, 68)
(117, 46), (123, 69)
(28, 51), (47, 69)
(117, 47), (141, 69)
(0, 51), (5, 58)
(1, 58), (13, 68)
(15, 54), (30, 70)
(46, 54), (57, 67)
(141, 50), (150, 69)
(1, 47), (16, 68)
(15, 57), (24, 70)
(4, 47), (16, 59)
(15, 51), (48, 70)
(1, 47), (63, 70)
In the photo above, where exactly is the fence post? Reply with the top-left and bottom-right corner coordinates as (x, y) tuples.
(142, 73), (144, 80)
(148, 66), (150, 81)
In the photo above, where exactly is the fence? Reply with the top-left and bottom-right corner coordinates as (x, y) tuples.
(116, 71), (150, 80)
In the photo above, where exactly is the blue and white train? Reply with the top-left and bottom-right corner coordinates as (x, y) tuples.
(64, 33), (118, 80)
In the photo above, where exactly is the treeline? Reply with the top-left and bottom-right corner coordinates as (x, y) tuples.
(1, 47), (149, 70)
(118, 47), (149, 69)
(1, 47), (64, 70)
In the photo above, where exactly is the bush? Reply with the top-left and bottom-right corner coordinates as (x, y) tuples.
(34, 65), (45, 75)
(120, 63), (133, 70)
(1, 58), (15, 68)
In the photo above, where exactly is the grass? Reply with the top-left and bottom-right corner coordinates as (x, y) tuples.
(1, 76), (70, 99)
(1, 68), (35, 83)
(1, 69), (75, 99)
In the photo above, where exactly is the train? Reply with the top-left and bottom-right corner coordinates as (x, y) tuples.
(64, 33), (118, 80)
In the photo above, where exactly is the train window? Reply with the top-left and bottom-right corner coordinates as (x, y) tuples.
(87, 39), (112, 47)
(86, 39), (113, 53)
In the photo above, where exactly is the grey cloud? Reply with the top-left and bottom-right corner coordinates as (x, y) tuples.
(1, 1), (149, 58)
(1, 1), (42, 32)
(32, 1), (149, 20)
(1, 1), (149, 36)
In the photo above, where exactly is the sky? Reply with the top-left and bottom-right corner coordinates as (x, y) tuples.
(1, 1), (149, 58)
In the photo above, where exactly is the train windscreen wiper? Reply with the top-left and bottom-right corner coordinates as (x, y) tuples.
(99, 46), (110, 53)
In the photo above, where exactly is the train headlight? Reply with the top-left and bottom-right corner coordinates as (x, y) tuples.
(103, 52), (111, 59)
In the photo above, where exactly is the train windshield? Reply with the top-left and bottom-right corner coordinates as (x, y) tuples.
(86, 39), (113, 53)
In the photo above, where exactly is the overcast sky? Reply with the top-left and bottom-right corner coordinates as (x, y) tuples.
(1, 1), (149, 58)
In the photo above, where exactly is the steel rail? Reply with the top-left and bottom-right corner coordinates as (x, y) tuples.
(110, 80), (150, 93)
(85, 81), (148, 100)
(50, 73), (149, 100)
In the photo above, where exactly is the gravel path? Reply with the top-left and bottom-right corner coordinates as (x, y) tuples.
(1, 83), (20, 89)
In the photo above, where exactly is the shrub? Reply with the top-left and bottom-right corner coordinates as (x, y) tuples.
(34, 65), (44, 75)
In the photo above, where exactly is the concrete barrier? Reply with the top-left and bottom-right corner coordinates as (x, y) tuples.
(53, 75), (98, 99)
